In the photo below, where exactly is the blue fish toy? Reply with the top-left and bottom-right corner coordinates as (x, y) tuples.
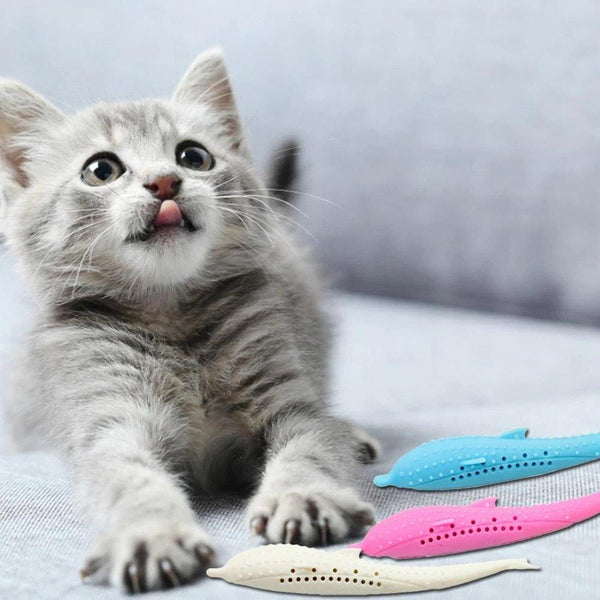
(374, 428), (600, 490)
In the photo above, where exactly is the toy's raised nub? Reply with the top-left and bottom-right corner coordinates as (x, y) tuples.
(499, 427), (529, 439)
(517, 559), (540, 571)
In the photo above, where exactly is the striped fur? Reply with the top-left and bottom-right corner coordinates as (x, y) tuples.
(0, 49), (378, 593)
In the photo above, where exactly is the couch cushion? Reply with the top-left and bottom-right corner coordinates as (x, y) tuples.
(1, 289), (600, 598)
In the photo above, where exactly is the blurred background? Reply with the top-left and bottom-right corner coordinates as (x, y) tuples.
(2, 0), (600, 324)
(4, 6), (600, 598)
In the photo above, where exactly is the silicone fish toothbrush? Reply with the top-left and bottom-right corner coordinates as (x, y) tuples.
(350, 492), (600, 559)
(374, 428), (600, 490)
(206, 544), (537, 595)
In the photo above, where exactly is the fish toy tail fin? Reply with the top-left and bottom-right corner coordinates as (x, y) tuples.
(499, 428), (529, 439)
(514, 559), (540, 571)
(410, 558), (539, 592)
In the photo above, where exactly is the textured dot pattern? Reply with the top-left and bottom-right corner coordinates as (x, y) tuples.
(206, 544), (535, 594)
(353, 492), (600, 559)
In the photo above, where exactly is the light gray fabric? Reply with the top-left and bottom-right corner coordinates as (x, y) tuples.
(2, 282), (600, 598)
(3, 1), (600, 322)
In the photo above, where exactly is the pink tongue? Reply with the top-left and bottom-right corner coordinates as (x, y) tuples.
(154, 200), (182, 227)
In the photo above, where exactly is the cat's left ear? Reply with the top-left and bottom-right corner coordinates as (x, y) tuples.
(173, 48), (249, 156)
(0, 80), (64, 187)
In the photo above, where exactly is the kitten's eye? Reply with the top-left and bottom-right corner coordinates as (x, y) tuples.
(81, 153), (125, 186)
(176, 142), (214, 171)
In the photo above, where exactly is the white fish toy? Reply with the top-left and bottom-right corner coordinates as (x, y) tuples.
(206, 544), (537, 595)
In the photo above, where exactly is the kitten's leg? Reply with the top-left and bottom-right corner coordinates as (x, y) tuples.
(73, 400), (214, 592)
(246, 412), (376, 545)
(346, 421), (382, 464)
(25, 324), (216, 592)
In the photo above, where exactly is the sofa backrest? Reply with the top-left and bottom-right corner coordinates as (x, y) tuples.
(2, 1), (600, 323)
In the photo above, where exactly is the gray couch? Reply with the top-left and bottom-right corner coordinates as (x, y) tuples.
(2, 251), (600, 598)
(2, 1), (600, 598)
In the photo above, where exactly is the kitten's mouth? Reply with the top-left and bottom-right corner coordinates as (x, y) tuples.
(127, 200), (199, 243)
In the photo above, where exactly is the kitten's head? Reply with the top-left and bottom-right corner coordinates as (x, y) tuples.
(0, 48), (267, 303)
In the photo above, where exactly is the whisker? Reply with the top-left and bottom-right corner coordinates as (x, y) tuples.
(215, 199), (316, 242)
(213, 205), (275, 248)
(215, 192), (308, 219)
(64, 221), (116, 300)
(213, 204), (300, 258)
(249, 188), (338, 208)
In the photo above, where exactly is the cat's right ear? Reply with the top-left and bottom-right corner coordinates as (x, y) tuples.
(0, 80), (63, 187)
(172, 49), (249, 155)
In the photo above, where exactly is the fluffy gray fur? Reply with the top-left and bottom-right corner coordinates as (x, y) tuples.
(0, 48), (379, 593)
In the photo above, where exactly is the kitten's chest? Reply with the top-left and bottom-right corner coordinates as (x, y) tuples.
(138, 307), (264, 434)
(143, 338), (261, 491)
(150, 346), (244, 426)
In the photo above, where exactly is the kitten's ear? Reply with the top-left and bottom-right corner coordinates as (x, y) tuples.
(173, 48), (248, 154)
(0, 80), (64, 187)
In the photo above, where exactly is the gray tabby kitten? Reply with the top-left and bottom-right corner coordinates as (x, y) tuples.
(0, 49), (379, 593)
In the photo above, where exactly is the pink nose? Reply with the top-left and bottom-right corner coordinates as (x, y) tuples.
(144, 175), (181, 201)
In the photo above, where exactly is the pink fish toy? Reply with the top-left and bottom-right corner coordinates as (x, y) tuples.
(350, 492), (600, 559)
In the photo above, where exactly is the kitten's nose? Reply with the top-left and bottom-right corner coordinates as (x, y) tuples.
(144, 175), (181, 201)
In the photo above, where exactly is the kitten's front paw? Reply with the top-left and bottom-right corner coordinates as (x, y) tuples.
(246, 486), (375, 546)
(80, 520), (215, 593)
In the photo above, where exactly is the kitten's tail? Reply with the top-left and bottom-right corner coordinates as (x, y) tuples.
(267, 138), (300, 210)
